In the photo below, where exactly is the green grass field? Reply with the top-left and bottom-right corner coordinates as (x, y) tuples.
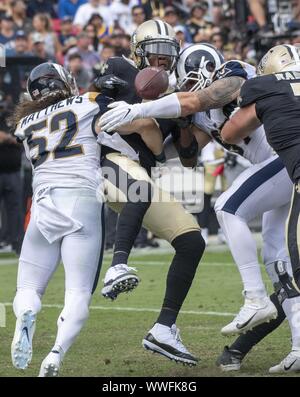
(0, 248), (296, 377)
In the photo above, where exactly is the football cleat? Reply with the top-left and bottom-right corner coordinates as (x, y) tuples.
(101, 264), (139, 300)
(269, 351), (300, 374)
(216, 346), (245, 371)
(11, 310), (36, 370)
(142, 323), (198, 366)
(38, 350), (63, 377)
(221, 296), (277, 336)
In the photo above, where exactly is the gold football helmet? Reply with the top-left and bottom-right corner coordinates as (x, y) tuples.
(131, 19), (180, 72)
(257, 44), (300, 75)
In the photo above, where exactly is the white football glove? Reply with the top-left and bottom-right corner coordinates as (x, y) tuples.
(99, 101), (143, 132)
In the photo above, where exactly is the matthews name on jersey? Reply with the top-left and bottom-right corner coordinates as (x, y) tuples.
(15, 92), (109, 191)
(239, 71), (300, 182)
(193, 60), (274, 164)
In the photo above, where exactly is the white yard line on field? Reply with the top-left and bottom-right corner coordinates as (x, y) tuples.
(0, 258), (234, 267)
(3, 302), (235, 317)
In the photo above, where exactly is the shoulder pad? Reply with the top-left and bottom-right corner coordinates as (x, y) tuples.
(213, 60), (255, 81)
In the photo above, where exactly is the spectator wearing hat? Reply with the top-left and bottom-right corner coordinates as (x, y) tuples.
(73, 0), (113, 31)
(186, 1), (213, 43)
(6, 30), (31, 56)
(68, 52), (91, 93)
(66, 31), (100, 77)
(10, 1), (32, 34)
(30, 32), (57, 62)
(0, 16), (17, 49)
(126, 5), (146, 35)
(58, 0), (88, 20)
(26, 0), (57, 18)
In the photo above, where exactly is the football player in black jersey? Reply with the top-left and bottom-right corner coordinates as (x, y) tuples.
(221, 44), (300, 291)
(93, 20), (205, 366)
(221, 44), (300, 373)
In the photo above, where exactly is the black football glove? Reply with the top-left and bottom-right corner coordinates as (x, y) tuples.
(93, 74), (128, 91)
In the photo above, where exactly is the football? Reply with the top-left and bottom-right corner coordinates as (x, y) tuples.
(134, 67), (169, 100)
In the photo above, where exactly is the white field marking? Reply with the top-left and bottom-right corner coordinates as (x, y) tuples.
(127, 261), (233, 267)
(0, 258), (18, 265)
(3, 302), (235, 317)
(0, 258), (234, 267)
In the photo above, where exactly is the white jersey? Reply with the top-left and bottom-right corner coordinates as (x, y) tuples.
(193, 60), (274, 164)
(15, 92), (104, 192)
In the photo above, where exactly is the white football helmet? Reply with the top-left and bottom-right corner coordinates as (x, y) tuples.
(176, 43), (224, 91)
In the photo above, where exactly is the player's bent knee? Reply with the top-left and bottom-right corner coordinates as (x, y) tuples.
(63, 291), (91, 321)
(172, 230), (205, 261)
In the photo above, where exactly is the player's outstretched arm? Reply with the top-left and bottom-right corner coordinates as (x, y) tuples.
(221, 104), (261, 144)
(189, 76), (245, 114)
(99, 77), (245, 132)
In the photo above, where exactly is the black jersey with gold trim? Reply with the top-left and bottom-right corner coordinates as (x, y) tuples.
(239, 71), (300, 181)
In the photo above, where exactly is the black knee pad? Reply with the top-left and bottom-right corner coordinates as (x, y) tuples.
(171, 230), (205, 262)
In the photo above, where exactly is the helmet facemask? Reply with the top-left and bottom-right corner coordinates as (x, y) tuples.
(131, 20), (180, 72)
(135, 38), (180, 72)
(178, 59), (216, 91)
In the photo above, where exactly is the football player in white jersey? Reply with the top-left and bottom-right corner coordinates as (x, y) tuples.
(99, 44), (300, 371)
(11, 62), (106, 377)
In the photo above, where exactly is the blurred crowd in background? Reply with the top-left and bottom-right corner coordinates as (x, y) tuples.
(0, 0), (300, 254)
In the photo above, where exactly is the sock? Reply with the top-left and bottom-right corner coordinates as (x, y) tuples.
(111, 181), (152, 267)
(229, 293), (286, 354)
(51, 344), (65, 359)
(282, 295), (300, 351)
(13, 288), (42, 317)
(216, 210), (267, 297)
(156, 231), (205, 326)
